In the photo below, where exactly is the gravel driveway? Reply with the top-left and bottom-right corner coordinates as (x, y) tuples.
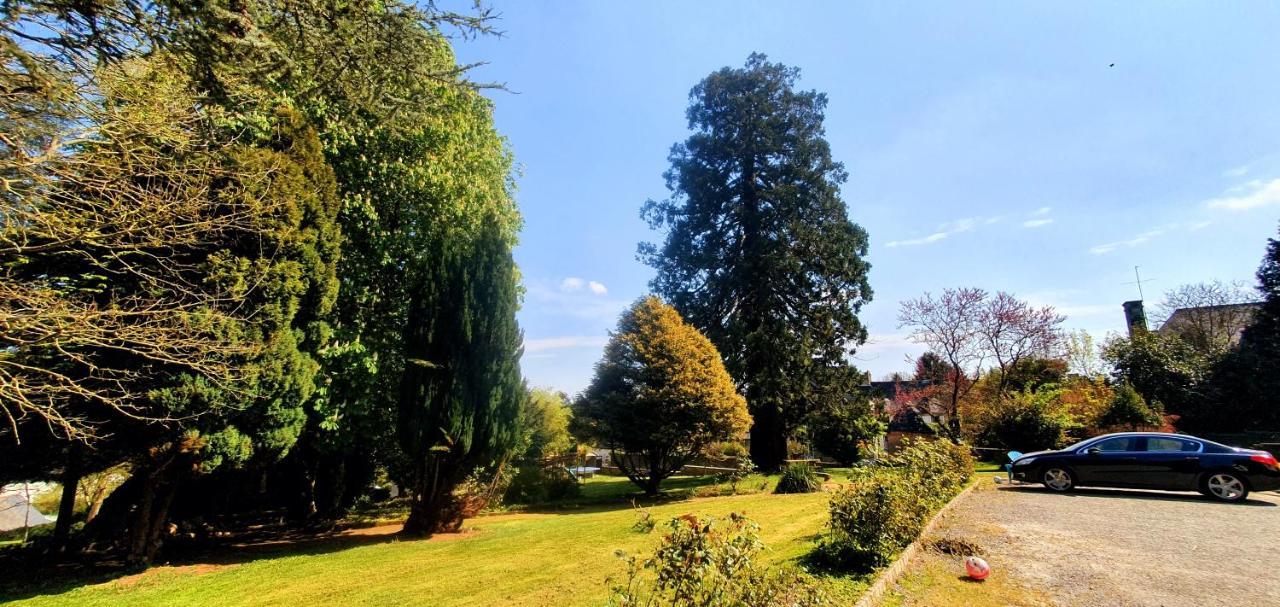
(926, 480), (1280, 607)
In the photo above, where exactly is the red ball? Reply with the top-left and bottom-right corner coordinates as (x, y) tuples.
(965, 556), (990, 580)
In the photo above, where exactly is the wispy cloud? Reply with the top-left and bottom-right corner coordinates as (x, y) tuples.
(1031, 206), (1052, 216)
(1223, 165), (1249, 178)
(587, 280), (608, 295)
(886, 217), (981, 248)
(1188, 220), (1212, 231)
(1022, 218), (1054, 228)
(1205, 178), (1280, 211)
(524, 335), (609, 354)
(1089, 228), (1166, 254)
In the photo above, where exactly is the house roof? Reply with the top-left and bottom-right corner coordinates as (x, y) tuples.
(1159, 302), (1262, 332)
(0, 493), (53, 532)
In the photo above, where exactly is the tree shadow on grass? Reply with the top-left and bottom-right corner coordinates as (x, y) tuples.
(0, 520), (413, 603)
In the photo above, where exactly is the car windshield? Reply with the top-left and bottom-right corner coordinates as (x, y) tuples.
(1061, 437), (1099, 451)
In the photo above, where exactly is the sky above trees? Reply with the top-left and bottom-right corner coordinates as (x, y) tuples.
(449, 1), (1280, 394)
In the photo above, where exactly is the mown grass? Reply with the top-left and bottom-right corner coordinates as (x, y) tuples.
(876, 548), (1051, 607)
(1, 475), (869, 607)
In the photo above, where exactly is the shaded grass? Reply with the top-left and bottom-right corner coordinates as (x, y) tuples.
(2, 478), (868, 607)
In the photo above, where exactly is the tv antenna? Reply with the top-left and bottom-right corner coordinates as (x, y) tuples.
(1123, 265), (1154, 300)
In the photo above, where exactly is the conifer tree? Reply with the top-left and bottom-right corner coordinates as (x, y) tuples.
(641, 54), (872, 470)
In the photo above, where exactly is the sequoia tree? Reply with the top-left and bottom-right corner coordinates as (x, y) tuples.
(575, 297), (750, 495)
(640, 54), (872, 470)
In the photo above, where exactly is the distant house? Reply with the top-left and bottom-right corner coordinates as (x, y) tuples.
(1124, 299), (1261, 349)
(1158, 302), (1261, 347)
(860, 380), (945, 452)
(0, 490), (53, 533)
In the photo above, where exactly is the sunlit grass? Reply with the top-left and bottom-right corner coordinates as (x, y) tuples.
(2, 475), (869, 607)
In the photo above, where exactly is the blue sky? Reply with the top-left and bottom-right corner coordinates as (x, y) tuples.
(447, 1), (1280, 395)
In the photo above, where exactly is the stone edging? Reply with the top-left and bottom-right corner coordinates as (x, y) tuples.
(852, 478), (982, 607)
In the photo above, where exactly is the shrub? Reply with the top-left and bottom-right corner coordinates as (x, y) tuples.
(608, 513), (826, 607)
(1098, 383), (1163, 431)
(971, 389), (1076, 453)
(774, 462), (821, 494)
(807, 400), (886, 466)
(502, 465), (581, 504)
(815, 440), (974, 572)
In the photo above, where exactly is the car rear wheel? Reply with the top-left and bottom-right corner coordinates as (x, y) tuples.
(1203, 472), (1249, 502)
(1042, 467), (1074, 492)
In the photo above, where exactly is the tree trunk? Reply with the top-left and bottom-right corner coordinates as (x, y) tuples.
(749, 402), (787, 472)
(402, 456), (464, 536)
(52, 445), (83, 548)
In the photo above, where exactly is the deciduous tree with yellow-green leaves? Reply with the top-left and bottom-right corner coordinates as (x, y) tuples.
(575, 297), (750, 496)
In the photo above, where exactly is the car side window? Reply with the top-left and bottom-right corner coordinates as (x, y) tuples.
(1146, 438), (1198, 452)
(1091, 437), (1134, 452)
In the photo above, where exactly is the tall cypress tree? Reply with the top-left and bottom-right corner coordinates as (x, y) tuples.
(641, 54), (872, 470)
(398, 221), (524, 535)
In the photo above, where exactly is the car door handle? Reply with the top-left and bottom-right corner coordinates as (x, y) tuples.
(1183, 457), (1199, 461)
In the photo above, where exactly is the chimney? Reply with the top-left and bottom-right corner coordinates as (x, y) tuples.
(1122, 300), (1147, 337)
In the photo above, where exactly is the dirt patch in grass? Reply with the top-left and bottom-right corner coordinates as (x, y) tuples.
(110, 564), (236, 590)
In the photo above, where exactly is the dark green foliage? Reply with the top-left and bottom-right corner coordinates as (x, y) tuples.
(1103, 330), (1209, 417)
(815, 440), (972, 572)
(1099, 384), (1163, 431)
(807, 397), (886, 466)
(1197, 227), (1280, 431)
(641, 53), (873, 471)
(398, 222), (525, 535)
(996, 358), (1069, 393)
(973, 390), (1076, 452)
(503, 465), (581, 505)
(609, 513), (827, 607)
(773, 463), (821, 494)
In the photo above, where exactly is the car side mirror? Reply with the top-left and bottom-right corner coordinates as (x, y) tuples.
(1085, 447), (1101, 455)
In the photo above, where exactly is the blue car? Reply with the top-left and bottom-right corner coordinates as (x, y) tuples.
(1009, 432), (1280, 503)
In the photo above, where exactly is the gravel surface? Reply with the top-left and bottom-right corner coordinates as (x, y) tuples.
(926, 480), (1280, 607)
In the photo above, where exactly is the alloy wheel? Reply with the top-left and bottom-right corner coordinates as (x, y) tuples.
(1207, 474), (1245, 501)
(1043, 468), (1072, 491)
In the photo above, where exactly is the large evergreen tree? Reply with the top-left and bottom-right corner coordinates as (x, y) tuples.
(640, 54), (872, 470)
(398, 221), (524, 535)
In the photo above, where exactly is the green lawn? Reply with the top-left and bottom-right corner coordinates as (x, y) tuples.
(1, 475), (868, 607)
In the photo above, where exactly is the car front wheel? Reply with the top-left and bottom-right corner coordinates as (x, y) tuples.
(1203, 472), (1249, 503)
(1042, 467), (1074, 492)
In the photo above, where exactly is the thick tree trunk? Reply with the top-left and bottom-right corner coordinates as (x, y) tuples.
(401, 457), (464, 536)
(52, 445), (83, 548)
(748, 402), (787, 472)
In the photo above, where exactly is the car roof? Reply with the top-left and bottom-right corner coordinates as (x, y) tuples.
(1083, 432), (1237, 450)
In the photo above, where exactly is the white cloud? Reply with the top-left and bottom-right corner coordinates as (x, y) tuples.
(587, 280), (608, 295)
(1223, 165), (1249, 178)
(1205, 178), (1280, 211)
(524, 335), (609, 354)
(560, 277), (585, 292)
(1188, 220), (1212, 231)
(527, 281), (629, 320)
(1088, 227), (1168, 255)
(886, 217), (981, 248)
(1022, 218), (1054, 228)
(1031, 206), (1052, 216)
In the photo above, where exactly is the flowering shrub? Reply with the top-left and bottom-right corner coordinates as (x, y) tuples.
(609, 513), (827, 607)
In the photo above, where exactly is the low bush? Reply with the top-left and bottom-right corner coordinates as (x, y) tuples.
(774, 462), (822, 494)
(608, 513), (827, 607)
(503, 465), (581, 504)
(814, 440), (973, 572)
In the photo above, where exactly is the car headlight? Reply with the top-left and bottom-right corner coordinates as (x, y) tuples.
(1014, 457), (1037, 466)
